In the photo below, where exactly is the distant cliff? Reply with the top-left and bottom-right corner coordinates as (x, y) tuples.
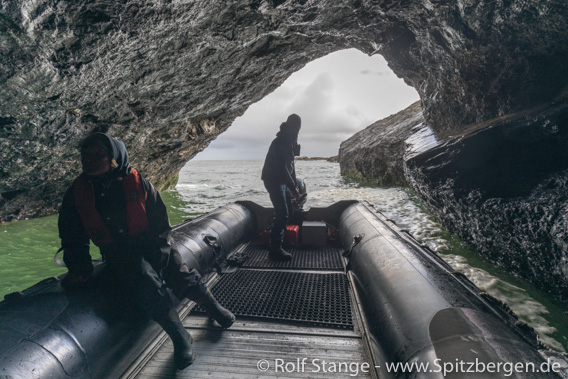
(296, 156), (338, 162)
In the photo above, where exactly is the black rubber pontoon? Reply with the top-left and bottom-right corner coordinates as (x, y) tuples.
(1, 201), (566, 378)
(0, 203), (254, 378)
(337, 202), (563, 378)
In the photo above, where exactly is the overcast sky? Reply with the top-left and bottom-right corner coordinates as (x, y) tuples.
(194, 48), (419, 160)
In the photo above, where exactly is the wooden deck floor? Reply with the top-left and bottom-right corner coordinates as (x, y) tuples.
(124, 315), (372, 378)
(121, 244), (375, 378)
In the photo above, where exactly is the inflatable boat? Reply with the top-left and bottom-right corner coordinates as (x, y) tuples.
(1, 201), (566, 378)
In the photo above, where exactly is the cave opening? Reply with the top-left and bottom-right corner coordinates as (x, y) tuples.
(194, 48), (419, 161)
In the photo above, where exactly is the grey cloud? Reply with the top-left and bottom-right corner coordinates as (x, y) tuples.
(360, 69), (389, 76)
(195, 49), (419, 161)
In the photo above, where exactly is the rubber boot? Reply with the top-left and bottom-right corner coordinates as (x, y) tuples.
(269, 248), (293, 261)
(155, 308), (194, 370)
(195, 288), (236, 328)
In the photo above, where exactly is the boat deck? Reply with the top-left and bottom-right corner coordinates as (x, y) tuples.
(121, 243), (375, 378)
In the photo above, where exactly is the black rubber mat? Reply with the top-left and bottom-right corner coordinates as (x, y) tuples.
(241, 244), (344, 271)
(195, 270), (353, 329)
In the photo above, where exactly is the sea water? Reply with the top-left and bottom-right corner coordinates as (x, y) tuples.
(1, 160), (566, 351)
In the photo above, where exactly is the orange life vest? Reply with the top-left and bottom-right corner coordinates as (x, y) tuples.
(73, 168), (149, 246)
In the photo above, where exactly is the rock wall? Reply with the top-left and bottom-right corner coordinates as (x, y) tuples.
(340, 98), (568, 299)
(405, 104), (568, 300)
(339, 101), (424, 186)
(2, 0), (568, 221)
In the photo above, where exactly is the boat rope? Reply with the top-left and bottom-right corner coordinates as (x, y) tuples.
(54, 247), (67, 267)
(342, 233), (364, 258)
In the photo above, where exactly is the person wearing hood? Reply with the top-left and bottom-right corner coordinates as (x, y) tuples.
(261, 114), (302, 261)
(58, 132), (235, 370)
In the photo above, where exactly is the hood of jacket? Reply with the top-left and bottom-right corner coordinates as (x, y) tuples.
(80, 132), (131, 177)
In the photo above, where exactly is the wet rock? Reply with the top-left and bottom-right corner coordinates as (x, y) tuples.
(404, 104), (568, 299)
(340, 101), (568, 299)
(2, 0), (568, 221)
(339, 101), (424, 186)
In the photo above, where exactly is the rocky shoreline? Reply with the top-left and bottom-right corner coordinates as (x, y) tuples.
(296, 156), (338, 162)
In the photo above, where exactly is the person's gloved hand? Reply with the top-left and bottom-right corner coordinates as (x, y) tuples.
(292, 187), (301, 200)
(61, 271), (92, 288)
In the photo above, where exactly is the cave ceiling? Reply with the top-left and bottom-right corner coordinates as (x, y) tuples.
(1, 0), (567, 220)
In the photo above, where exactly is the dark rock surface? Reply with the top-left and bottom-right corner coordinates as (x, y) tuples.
(339, 101), (424, 186)
(340, 100), (568, 299)
(296, 156), (338, 162)
(2, 0), (568, 221)
(405, 104), (568, 299)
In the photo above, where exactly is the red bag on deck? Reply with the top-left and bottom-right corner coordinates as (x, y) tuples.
(260, 225), (300, 245)
(284, 225), (300, 245)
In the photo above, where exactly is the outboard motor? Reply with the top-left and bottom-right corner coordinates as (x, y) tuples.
(290, 177), (307, 225)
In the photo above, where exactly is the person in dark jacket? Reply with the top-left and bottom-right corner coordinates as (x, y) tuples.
(261, 114), (302, 261)
(58, 132), (235, 370)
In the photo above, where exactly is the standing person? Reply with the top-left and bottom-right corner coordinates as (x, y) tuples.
(261, 114), (302, 261)
(58, 132), (235, 370)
